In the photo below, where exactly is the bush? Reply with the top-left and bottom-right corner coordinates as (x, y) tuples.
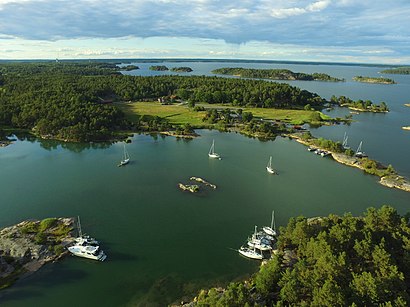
(39, 218), (57, 232)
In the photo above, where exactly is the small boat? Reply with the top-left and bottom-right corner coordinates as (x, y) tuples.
(320, 151), (330, 157)
(266, 156), (275, 174)
(68, 245), (107, 261)
(118, 144), (130, 166)
(308, 147), (317, 152)
(355, 141), (368, 158)
(263, 210), (277, 237)
(208, 140), (221, 159)
(238, 246), (263, 260)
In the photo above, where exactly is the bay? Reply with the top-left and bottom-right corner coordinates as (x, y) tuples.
(1, 60), (410, 306)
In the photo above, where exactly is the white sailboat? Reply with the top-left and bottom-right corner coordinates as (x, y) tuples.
(342, 132), (350, 150)
(68, 216), (107, 261)
(208, 140), (221, 159)
(118, 144), (130, 166)
(355, 141), (367, 158)
(247, 226), (272, 251)
(263, 210), (277, 237)
(238, 246), (263, 260)
(266, 156), (275, 174)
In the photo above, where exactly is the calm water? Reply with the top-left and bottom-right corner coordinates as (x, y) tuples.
(1, 61), (410, 306)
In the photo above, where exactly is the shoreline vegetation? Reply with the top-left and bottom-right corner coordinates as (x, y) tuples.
(212, 67), (345, 82)
(289, 132), (410, 192)
(330, 95), (389, 113)
(0, 218), (74, 290)
(353, 75), (396, 84)
(176, 206), (410, 306)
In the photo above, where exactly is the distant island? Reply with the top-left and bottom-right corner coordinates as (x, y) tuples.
(120, 65), (139, 71)
(170, 67), (193, 73)
(211, 67), (345, 82)
(149, 65), (169, 71)
(353, 76), (396, 84)
(380, 67), (410, 74)
(0, 218), (74, 289)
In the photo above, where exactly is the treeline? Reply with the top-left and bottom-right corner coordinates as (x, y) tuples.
(212, 67), (344, 82)
(0, 62), (121, 76)
(194, 206), (410, 306)
(380, 67), (410, 75)
(330, 95), (389, 112)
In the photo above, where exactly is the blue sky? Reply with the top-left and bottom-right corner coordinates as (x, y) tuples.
(0, 0), (409, 63)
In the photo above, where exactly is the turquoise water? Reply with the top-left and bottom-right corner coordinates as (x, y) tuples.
(1, 61), (410, 306)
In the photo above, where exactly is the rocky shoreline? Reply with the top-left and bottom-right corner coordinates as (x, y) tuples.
(0, 218), (75, 289)
(291, 134), (410, 193)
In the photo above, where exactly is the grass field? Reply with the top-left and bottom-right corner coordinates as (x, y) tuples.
(117, 102), (206, 126)
(117, 101), (331, 126)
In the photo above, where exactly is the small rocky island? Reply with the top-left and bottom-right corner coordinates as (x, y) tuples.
(0, 218), (74, 289)
(149, 65), (169, 71)
(353, 76), (396, 84)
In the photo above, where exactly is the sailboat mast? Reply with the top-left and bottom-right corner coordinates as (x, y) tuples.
(272, 210), (276, 231)
(77, 216), (82, 237)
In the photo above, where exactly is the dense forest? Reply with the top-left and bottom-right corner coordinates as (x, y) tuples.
(212, 67), (344, 82)
(0, 62), (329, 141)
(380, 67), (410, 74)
(193, 206), (410, 306)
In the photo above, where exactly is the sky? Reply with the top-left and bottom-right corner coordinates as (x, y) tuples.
(0, 0), (409, 64)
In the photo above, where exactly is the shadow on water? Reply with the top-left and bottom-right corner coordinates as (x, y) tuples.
(0, 266), (87, 303)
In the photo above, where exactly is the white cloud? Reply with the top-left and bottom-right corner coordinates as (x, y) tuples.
(0, 1), (409, 62)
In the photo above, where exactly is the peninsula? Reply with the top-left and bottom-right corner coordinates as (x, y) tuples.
(0, 218), (74, 289)
(290, 132), (410, 192)
(353, 76), (396, 84)
(211, 67), (344, 82)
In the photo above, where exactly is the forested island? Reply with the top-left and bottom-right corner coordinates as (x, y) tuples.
(149, 65), (169, 71)
(353, 76), (396, 84)
(0, 218), (74, 289)
(120, 65), (139, 71)
(212, 67), (344, 82)
(330, 95), (389, 112)
(170, 67), (193, 73)
(179, 206), (410, 306)
(0, 62), (386, 143)
(380, 67), (410, 74)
